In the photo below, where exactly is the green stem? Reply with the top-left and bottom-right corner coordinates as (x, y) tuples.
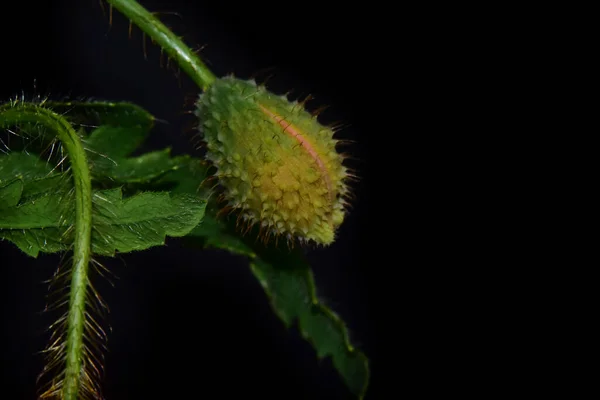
(107, 0), (217, 91)
(0, 104), (93, 400)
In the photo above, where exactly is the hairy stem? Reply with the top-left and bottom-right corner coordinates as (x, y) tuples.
(106, 0), (217, 91)
(0, 104), (93, 400)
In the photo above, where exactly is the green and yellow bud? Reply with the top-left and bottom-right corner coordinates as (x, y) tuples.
(196, 76), (349, 245)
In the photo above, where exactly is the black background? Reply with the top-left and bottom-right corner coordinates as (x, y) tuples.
(1, 0), (386, 399)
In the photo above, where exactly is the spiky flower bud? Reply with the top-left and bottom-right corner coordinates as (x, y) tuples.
(196, 76), (349, 245)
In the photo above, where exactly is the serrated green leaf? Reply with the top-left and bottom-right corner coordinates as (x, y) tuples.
(91, 187), (206, 256)
(161, 158), (369, 398)
(0, 179), (23, 209)
(156, 156), (212, 197)
(0, 151), (71, 204)
(0, 184), (207, 258)
(189, 217), (369, 397)
(250, 253), (369, 398)
(0, 150), (73, 256)
(0, 190), (72, 257)
(48, 102), (183, 184)
(188, 214), (254, 256)
(21, 175), (69, 199)
(0, 228), (70, 257)
(90, 148), (187, 183)
(0, 191), (71, 228)
(0, 151), (55, 184)
(44, 101), (154, 157)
